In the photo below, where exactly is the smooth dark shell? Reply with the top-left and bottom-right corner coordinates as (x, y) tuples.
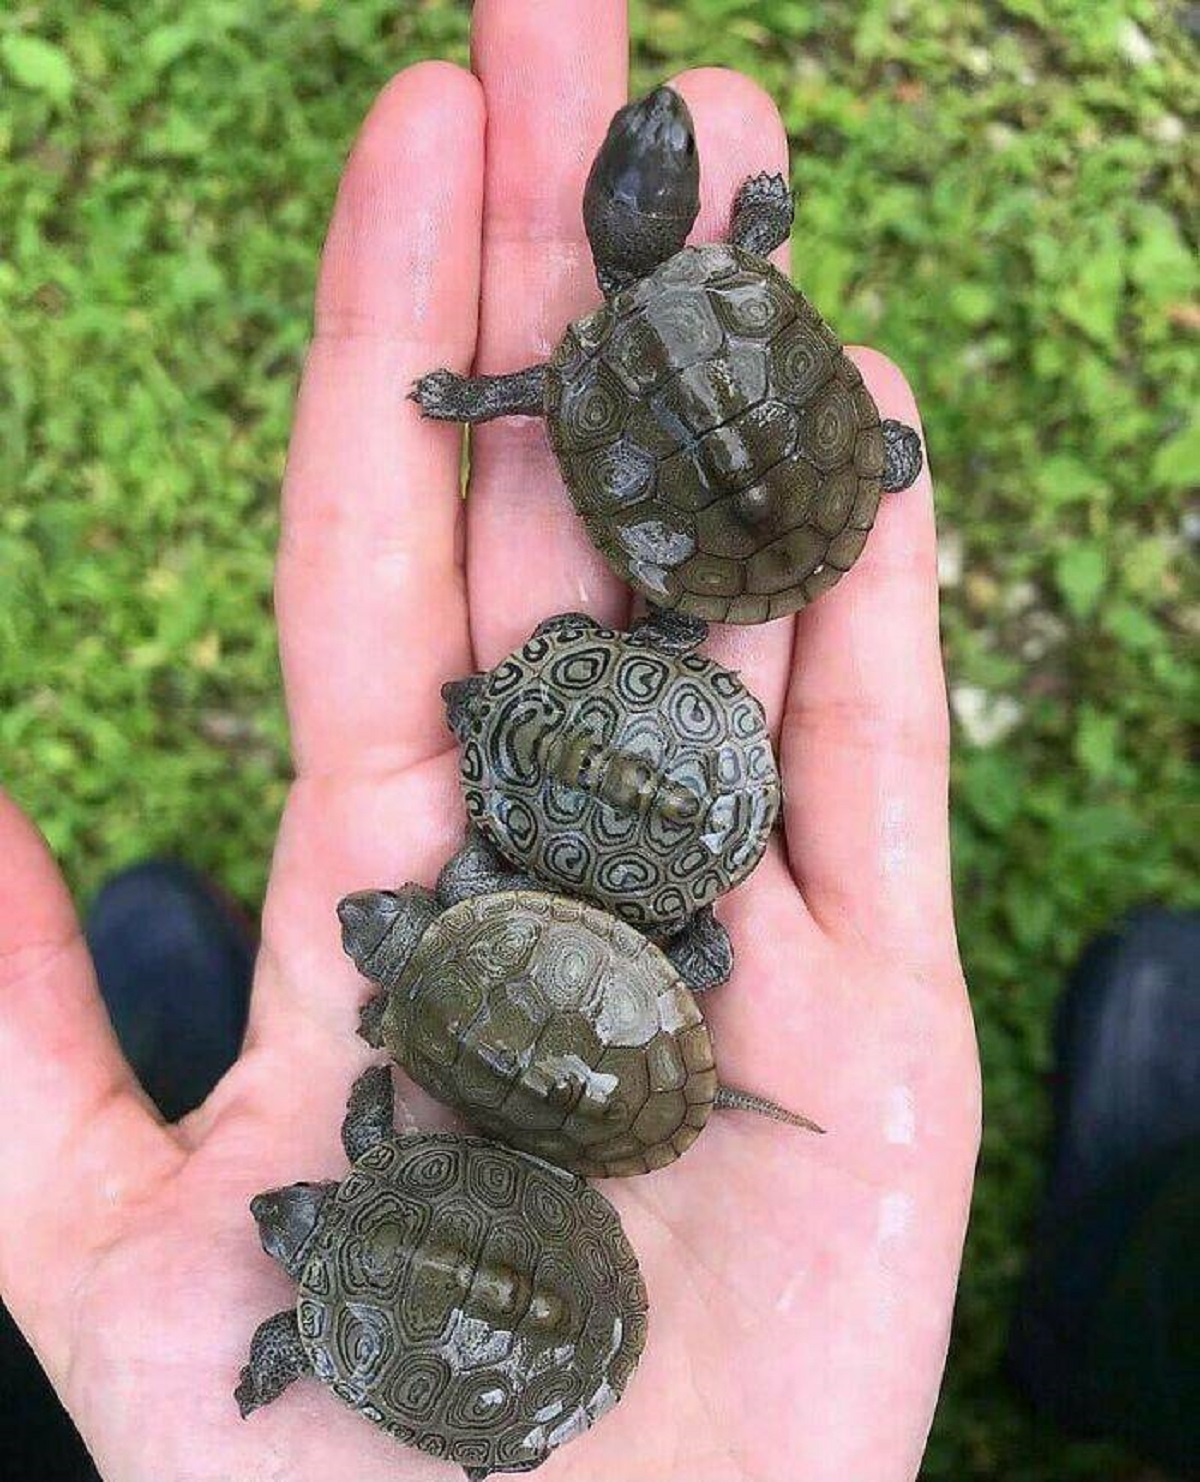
(458, 616), (780, 931)
(382, 891), (718, 1177)
(544, 243), (884, 623)
(298, 1133), (647, 1475)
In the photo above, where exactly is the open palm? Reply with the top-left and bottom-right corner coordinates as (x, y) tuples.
(0, 5), (979, 1480)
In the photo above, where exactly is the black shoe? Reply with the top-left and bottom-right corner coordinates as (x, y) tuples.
(0, 861), (255, 1480)
(86, 859), (256, 1121)
(1008, 906), (1200, 1478)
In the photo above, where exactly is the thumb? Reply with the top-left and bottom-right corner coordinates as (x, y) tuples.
(0, 792), (180, 1379)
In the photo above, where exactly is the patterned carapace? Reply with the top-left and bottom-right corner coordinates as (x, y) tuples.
(546, 244), (888, 622)
(450, 613), (779, 933)
(298, 1135), (646, 1472)
(381, 891), (719, 1177)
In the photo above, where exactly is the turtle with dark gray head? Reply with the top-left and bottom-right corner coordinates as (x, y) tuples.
(337, 834), (822, 1179)
(236, 1067), (648, 1479)
(412, 85), (923, 625)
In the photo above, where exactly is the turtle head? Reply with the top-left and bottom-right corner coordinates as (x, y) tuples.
(441, 673), (485, 742)
(338, 884), (441, 992)
(584, 85), (700, 296)
(250, 1181), (337, 1279)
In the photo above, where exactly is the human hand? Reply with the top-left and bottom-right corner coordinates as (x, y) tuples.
(0, 4), (979, 1480)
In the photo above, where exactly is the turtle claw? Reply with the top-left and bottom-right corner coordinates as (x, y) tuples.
(730, 171), (794, 256)
(627, 606), (708, 655)
(410, 368), (470, 421)
(662, 908), (732, 992)
(881, 419), (924, 492)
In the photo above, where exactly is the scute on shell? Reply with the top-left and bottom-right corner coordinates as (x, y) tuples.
(382, 891), (718, 1177)
(546, 243), (884, 622)
(299, 1133), (647, 1475)
(456, 618), (780, 932)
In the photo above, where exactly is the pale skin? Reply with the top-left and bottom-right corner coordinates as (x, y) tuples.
(0, 4), (980, 1480)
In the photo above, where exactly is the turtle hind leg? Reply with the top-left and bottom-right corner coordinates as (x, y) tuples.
(627, 605), (708, 655)
(729, 172), (794, 257)
(358, 991), (387, 1048)
(464, 1458), (546, 1480)
(662, 907), (732, 992)
(410, 364), (547, 424)
(235, 1310), (311, 1418)
(437, 828), (541, 907)
(881, 419), (924, 492)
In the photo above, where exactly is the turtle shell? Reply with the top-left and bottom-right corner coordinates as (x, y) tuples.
(456, 614), (780, 932)
(381, 890), (719, 1177)
(544, 243), (885, 623)
(297, 1132), (647, 1476)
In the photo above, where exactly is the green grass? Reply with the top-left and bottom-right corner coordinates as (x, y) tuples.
(2, 1), (1197, 1475)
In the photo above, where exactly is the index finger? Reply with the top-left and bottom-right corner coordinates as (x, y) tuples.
(277, 63), (485, 779)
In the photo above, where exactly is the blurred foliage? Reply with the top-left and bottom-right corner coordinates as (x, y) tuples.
(1, 0), (1197, 1475)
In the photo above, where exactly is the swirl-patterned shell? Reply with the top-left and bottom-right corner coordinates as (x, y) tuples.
(297, 1133), (647, 1476)
(544, 243), (885, 623)
(382, 890), (720, 1177)
(458, 615), (779, 931)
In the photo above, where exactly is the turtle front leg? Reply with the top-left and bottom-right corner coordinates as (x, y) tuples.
(532, 611), (605, 641)
(881, 419), (924, 492)
(342, 1064), (414, 1159)
(729, 172), (794, 257)
(235, 1310), (311, 1418)
(436, 828), (542, 907)
(661, 906), (733, 993)
(627, 605), (708, 655)
(410, 364), (548, 424)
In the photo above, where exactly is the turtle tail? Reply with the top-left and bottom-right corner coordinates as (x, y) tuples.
(715, 1084), (825, 1136)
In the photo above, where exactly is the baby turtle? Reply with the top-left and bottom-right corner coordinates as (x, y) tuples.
(412, 85), (923, 624)
(236, 1067), (647, 1480)
(443, 608), (781, 941)
(338, 839), (820, 1178)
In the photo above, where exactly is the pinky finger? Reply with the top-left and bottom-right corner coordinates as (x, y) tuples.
(0, 794), (180, 1376)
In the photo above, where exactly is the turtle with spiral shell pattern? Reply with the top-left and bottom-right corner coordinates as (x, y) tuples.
(412, 84), (923, 625)
(442, 608), (781, 976)
(236, 1067), (648, 1479)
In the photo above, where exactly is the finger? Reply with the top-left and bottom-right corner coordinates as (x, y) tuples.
(667, 66), (795, 737)
(0, 794), (179, 1374)
(277, 62), (485, 778)
(465, 0), (630, 667)
(780, 351), (954, 969)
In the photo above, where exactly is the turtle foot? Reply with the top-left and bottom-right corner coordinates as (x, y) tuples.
(410, 364), (547, 423)
(662, 907), (732, 992)
(730, 171), (794, 256)
(532, 611), (604, 641)
(628, 606), (708, 655)
(881, 419), (924, 493)
(410, 368), (471, 422)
